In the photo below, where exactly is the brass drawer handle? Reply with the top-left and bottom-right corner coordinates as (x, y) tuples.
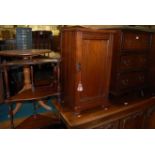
(76, 63), (81, 72)
(138, 76), (144, 81)
(122, 79), (129, 85)
(122, 60), (130, 65)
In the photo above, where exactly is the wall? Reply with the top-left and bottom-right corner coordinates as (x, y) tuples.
(28, 25), (60, 35)
(0, 25), (60, 40)
(1, 25), (155, 40)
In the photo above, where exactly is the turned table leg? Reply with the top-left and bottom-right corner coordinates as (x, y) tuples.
(12, 64), (32, 115)
(23, 65), (32, 90)
(9, 104), (14, 128)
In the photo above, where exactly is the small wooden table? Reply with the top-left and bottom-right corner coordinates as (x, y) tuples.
(0, 49), (51, 90)
(0, 49), (61, 128)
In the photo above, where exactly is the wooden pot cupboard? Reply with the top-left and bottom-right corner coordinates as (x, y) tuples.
(61, 27), (114, 113)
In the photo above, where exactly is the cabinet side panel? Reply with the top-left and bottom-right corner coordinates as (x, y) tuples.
(109, 31), (121, 96)
(61, 31), (77, 109)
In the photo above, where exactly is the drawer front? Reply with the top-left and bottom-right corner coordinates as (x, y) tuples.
(120, 111), (145, 129)
(118, 72), (145, 90)
(121, 31), (150, 51)
(120, 54), (147, 71)
(145, 105), (155, 129)
(94, 121), (119, 129)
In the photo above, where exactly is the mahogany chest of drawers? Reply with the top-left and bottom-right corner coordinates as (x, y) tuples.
(108, 29), (151, 97)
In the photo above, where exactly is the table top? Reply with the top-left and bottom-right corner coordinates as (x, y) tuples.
(0, 49), (51, 57)
(54, 96), (155, 128)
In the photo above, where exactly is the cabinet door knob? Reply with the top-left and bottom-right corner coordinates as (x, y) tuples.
(124, 102), (128, 106)
(136, 36), (139, 40)
(122, 60), (130, 65)
(76, 63), (81, 72)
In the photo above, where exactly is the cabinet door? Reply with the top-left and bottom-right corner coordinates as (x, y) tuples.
(144, 105), (155, 129)
(76, 32), (113, 111)
(119, 111), (145, 129)
(94, 121), (119, 129)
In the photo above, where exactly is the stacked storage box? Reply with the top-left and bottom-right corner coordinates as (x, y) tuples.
(16, 28), (32, 50)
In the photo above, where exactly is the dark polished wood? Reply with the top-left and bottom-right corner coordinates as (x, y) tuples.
(0, 49), (61, 128)
(0, 49), (52, 91)
(144, 104), (155, 128)
(120, 54), (147, 72)
(148, 33), (155, 93)
(5, 85), (60, 103)
(1, 57), (61, 102)
(106, 29), (151, 97)
(119, 111), (145, 129)
(0, 58), (60, 67)
(61, 27), (114, 113)
(121, 31), (150, 50)
(16, 114), (60, 129)
(55, 96), (155, 129)
(0, 49), (51, 57)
